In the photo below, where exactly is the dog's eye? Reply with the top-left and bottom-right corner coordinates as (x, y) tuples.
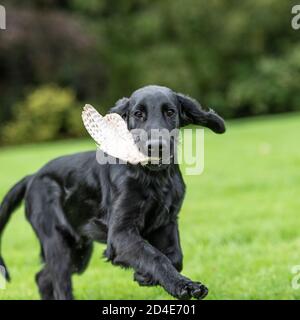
(134, 110), (144, 119)
(166, 109), (175, 117)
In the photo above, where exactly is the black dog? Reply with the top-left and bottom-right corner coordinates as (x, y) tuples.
(0, 85), (225, 300)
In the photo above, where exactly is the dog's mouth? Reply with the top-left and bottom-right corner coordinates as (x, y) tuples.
(134, 136), (176, 169)
(143, 155), (174, 170)
(145, 162), (165, 171)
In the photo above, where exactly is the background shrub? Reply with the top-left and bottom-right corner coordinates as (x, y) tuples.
(2, 85), (84, 144)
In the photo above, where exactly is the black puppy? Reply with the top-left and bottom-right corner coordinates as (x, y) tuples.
(0, 85), (225, 300)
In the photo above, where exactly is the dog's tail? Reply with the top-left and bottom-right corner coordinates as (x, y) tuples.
(0, 175), (32, 281)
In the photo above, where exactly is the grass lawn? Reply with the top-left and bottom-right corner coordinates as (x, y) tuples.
(1, 113), (300, 300)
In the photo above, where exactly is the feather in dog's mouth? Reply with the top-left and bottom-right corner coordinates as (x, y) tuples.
(82, 104), (176, 168)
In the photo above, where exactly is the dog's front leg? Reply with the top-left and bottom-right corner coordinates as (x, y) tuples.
(134, 222), (183, 287)
(105, 208), (207, 300)
(148, 222), (183, 272)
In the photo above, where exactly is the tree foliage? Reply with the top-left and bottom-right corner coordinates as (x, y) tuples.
(0, 0), (299, 144)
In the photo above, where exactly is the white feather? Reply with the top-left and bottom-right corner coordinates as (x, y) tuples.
(82, 104), (149, 164)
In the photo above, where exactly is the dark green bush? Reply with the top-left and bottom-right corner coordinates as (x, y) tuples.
(2, 85), (84, 144)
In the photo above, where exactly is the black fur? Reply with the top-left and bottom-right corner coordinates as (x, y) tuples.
(0, 85), (225, 300)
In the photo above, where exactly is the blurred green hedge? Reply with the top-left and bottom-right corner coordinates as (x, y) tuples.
(2, 85), (84, 144)
(0, 0), (299, 144)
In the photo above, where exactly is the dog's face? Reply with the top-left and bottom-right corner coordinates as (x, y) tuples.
(110, 85), (225, 170)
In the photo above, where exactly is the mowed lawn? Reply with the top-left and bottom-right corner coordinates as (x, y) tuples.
(1, 113), (300, 300)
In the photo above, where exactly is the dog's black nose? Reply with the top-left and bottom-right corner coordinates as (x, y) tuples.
(146, 140), (167, 158)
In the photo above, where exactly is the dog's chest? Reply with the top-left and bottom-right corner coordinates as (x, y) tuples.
(137, 186), (174, 234)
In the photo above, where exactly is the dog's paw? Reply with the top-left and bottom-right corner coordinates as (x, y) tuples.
(134, 272), (158, 287)
(172, 279), (208, 300)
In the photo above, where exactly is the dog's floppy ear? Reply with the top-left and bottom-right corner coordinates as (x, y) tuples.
(109, 97), (130, 121)
(176, 93), (226, 134)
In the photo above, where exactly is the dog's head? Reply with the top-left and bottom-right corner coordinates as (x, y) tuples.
(110, 85), (225, 170)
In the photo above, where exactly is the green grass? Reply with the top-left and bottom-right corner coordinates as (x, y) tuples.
(1, 113), (300, 300)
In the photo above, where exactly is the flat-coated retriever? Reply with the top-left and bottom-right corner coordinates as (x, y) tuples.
(0, 85), (225, 300)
